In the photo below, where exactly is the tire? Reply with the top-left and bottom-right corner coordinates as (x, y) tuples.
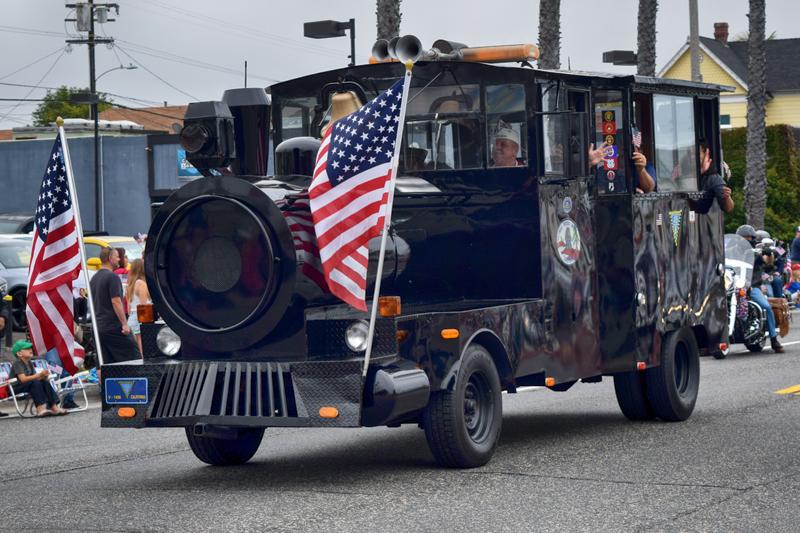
(745, 335), (766, 353)
(422, 344), (502, 468)
(613, 370), (655, 420)
(185, 427), (264, 466)
(645, 328), (700, 422)
(11, 288), (26, 331)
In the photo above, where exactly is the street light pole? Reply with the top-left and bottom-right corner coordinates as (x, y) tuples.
(348, 18), (356, 67)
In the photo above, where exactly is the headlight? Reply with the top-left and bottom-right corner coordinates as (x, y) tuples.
(345, 320), (370, 352)
(724, 270), (734, 290)
(735, 276), (746, 289)
(156, 327), (181, 356)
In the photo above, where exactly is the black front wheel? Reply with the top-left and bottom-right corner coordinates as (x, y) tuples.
(185, 427), (264, 466)
(646, 328), (700, 422)
(422, 344), (502, 468)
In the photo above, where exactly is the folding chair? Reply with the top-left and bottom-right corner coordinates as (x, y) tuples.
(0, 360), (90, 418)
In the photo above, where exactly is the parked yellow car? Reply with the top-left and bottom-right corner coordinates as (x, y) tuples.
(83, 236), (144, 270)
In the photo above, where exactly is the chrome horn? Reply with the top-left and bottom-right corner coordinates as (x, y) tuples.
(396, 34), (436, 62)
(387, 36), (400, 59)
(371, 39), (391, 62)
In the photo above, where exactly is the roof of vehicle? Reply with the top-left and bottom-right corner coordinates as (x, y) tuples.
(0, 214), (34, 221)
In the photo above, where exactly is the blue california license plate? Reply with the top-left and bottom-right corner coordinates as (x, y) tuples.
(105, 378), (149, 405)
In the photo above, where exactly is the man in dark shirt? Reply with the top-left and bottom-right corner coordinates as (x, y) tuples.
(790, 226), (800, 263)
(697, 141), (734, 213)
(90, 247), (141, 364)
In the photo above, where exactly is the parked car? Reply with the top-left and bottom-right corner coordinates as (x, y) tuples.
(0, 236), (32, 330)
(83, 235), (144, 270)
(0, 214), (35, 235)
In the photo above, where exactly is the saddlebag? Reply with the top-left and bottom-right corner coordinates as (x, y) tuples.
(768, 297), (790, 337)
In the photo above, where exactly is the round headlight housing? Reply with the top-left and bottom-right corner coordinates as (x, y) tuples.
(156, 326), (182, 356)
(345, 320), (370, 352)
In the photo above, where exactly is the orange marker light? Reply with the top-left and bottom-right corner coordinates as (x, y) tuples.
(137, 303), (156, 324)
(719, 343), (728, 351)
(319, 406), (339, 419)
(379, 296), (402, 317)
(461, 44), (540, 63)
(117, 407), (136, 418)
(396, 330), (409, 343)
(441, 328), (459, 339)
(738, 289), (746, 298)
(545, 377), (556, 387)
(636, 362), (647, 371)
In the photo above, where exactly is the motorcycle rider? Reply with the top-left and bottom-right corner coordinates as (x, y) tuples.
(736, 224), (784, 353)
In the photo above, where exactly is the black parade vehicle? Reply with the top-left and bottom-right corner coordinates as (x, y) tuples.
(101, 36), (730, 468)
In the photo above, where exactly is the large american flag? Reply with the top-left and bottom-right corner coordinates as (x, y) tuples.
(309, 78), (406, 310)
(26, 135), (84, 375)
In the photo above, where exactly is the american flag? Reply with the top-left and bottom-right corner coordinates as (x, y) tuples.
(309, 78), (406, 310)
(278, 194), (328, 293)
(25, 136), (84, 375)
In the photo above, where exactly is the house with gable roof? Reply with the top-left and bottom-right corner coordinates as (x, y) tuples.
(659, 22), (800, 128)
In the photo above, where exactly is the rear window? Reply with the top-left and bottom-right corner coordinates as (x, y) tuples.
(0, 243), (30, 268)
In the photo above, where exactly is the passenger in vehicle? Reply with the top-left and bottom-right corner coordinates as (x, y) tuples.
(587, 134), (655, 193)
(696, 140), (734, 213)
(490, 123), (525, 167)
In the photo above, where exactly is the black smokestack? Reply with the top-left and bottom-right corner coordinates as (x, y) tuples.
(222, 88), (271, 177)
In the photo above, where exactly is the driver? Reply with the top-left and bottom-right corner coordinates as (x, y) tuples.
(490, 123), (524, 167)
(736, 224), (784, 353)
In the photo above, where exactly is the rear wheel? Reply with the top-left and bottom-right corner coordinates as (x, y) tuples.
(645, 328), (700, 421)
(185, 427), (264, 466)
(613, 370), (655, 420)
(423, 344), (502, 468)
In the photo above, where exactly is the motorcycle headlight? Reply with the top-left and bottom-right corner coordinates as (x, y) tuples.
(735, 277), (746, 289)
(345, 320), (370, 352)
(156, 326), (182, 356)
(724, 270), (734, 290)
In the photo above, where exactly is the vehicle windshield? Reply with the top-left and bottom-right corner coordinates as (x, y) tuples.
(724, 233), (755, 288)
(113, 241), (144, 261)
(0, 241), (31, 268)
(0, 221), (22, 233)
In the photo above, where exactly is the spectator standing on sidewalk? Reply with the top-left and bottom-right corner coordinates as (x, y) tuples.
(90, 247), (141, 364)
(125, 259), (150, 355)
(790, 226), (800, 265)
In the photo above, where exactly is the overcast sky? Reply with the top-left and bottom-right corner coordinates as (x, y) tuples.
(1, 0), (798, 130)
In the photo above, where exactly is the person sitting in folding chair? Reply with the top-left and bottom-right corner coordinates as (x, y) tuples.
(11, 340), (68, 417)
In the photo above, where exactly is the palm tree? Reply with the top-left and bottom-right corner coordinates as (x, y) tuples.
(538, 0), (561, 69)
(376, 0), (402, 40)
(636, 0), (658, 76)
(744, 0), (767, 228)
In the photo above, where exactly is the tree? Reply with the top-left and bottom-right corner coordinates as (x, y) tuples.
(636, 0), (658, 76)
(31, 86), (112, 127)
(537, 0), (561, 69)
(376, 0), (402, 40)
(744, 0), (767, 228)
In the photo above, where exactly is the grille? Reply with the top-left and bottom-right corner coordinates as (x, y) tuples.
(149, 361), (298, 420)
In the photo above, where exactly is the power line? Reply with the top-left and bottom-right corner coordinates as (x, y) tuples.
(0, 49), (67, 124)
(0, 46), (67, 81)
(114, 45), (198, 102)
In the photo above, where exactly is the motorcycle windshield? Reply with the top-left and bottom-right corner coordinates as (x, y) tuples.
(725, 233), (755, 289)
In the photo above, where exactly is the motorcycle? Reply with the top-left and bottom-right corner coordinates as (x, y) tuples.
(720, 233), (769, 358)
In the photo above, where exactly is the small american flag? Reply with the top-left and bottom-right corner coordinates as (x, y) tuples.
(632, 127), (642, 149)
(26, 135), (84, 374)
(309, 78), (407, 310)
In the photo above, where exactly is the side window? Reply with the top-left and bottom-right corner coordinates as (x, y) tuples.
(593, 90), (626, 194)
(399, 84), (482, 172)
(540, 82), (564, 175)
(653, 94), (697, 192)
(487, 84), (526, 168)
(84, 243), (102, 260)
(280, 97), (317, 140)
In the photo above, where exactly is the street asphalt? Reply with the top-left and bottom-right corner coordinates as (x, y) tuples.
(1, 326), (799, 532)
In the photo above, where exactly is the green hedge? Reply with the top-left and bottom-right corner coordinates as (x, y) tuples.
(722, 124), (800, 242)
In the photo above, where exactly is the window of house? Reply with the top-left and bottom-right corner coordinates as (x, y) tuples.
(653, 94), (697, 192)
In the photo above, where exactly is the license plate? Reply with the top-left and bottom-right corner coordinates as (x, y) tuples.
(105, 378), (149, 405)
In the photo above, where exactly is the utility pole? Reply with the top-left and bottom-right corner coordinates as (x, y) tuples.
(688, 0), (702, 82)
(65, 1), (119, 232)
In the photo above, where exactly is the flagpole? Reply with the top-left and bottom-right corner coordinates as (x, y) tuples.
(57, 117), (105, 368)
(362, 61), (413, 378)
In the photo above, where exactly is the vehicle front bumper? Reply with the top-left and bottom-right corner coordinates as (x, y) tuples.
(100, 357), (429, 429)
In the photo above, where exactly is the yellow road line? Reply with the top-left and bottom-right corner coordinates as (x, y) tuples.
(775, 384), (800, 395)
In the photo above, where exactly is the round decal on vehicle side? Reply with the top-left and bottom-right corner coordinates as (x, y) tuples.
(556, 219), (581, 266)
(562, 196), (573, 214)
